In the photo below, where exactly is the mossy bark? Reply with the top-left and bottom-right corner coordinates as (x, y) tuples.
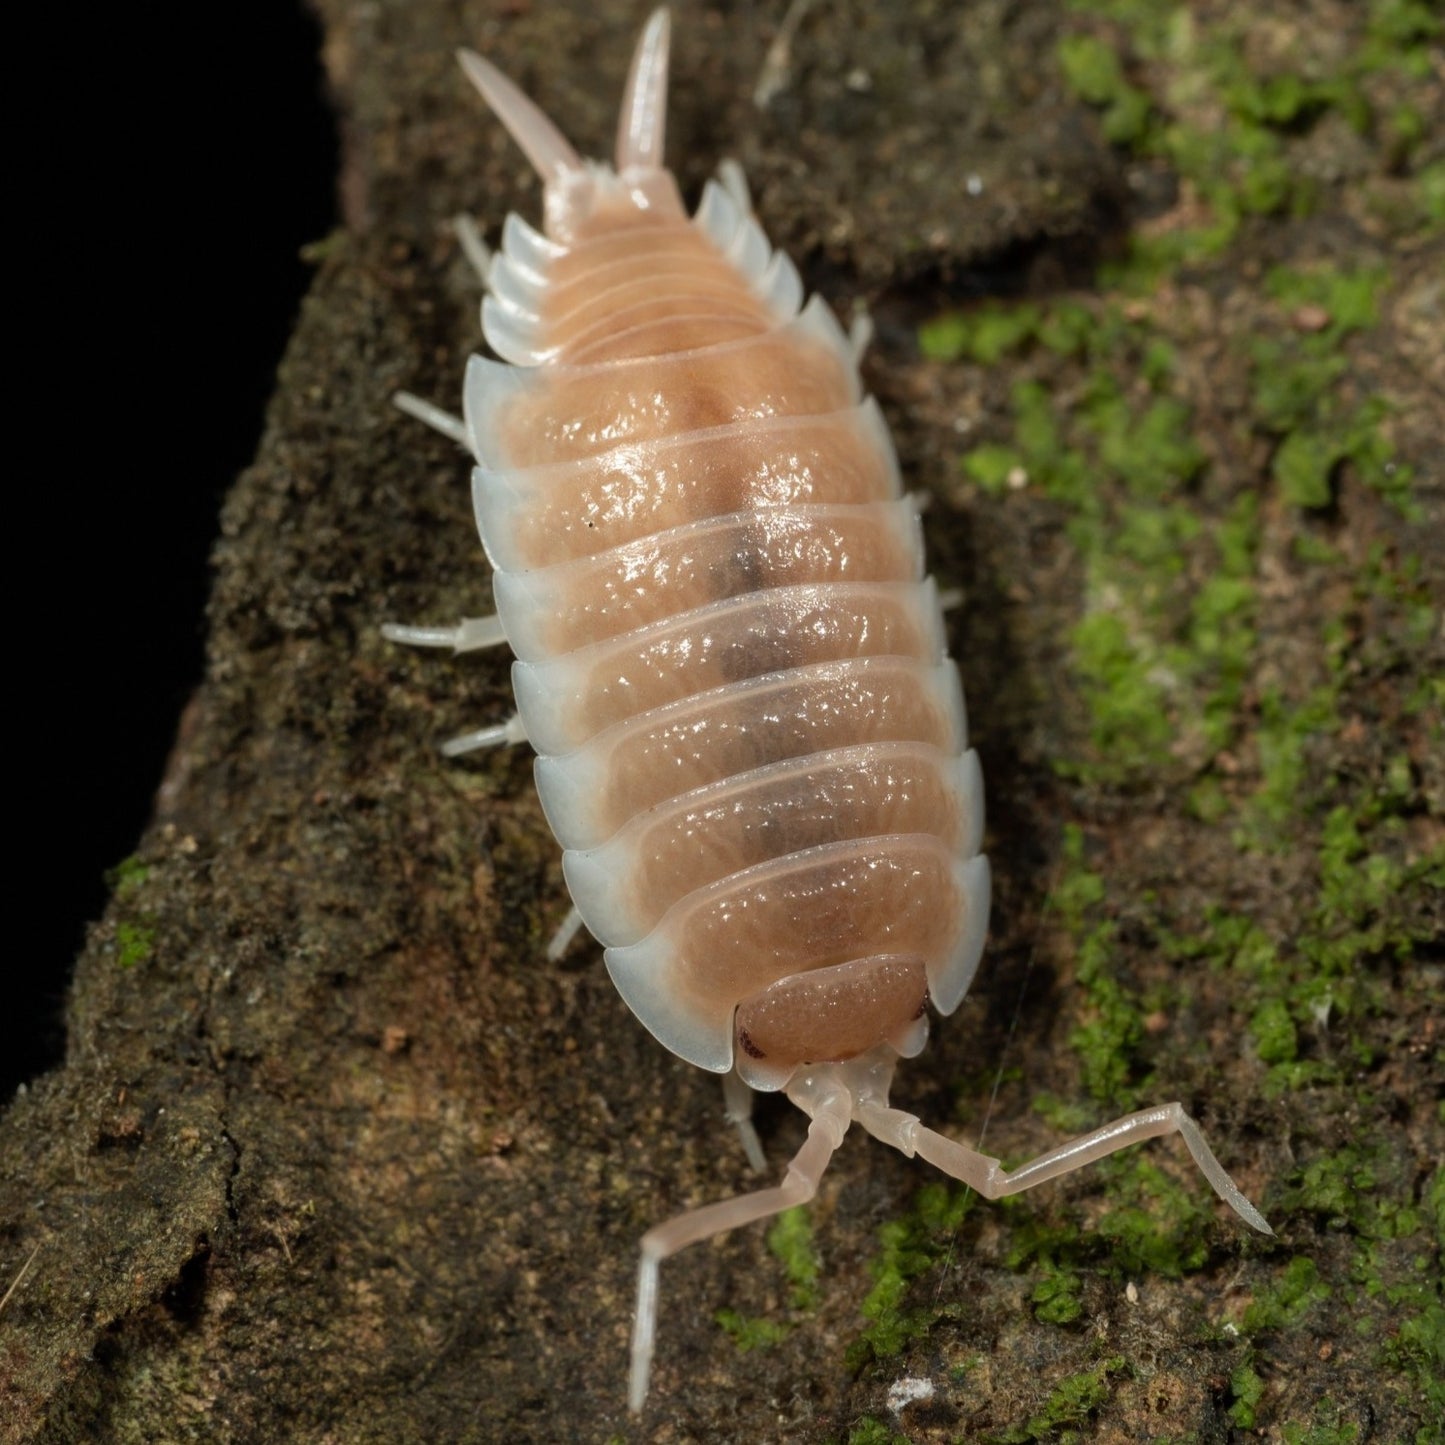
(2, 2), (1439, 1443)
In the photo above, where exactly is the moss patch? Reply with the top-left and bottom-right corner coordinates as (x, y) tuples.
(897, 1), (1440, 1438)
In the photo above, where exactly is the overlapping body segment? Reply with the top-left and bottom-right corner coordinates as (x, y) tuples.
(462, 32), (986, 1081)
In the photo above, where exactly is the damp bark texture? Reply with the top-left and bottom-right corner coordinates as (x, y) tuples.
(3, 2), (1440, 1443)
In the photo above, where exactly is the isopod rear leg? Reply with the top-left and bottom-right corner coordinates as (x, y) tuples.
(629, 1080), (850, 1411)
(856, 1099), (1272, 1234)
(392, 390), (469, 447)
(439, 713), (528, 756)
(721, 1067), (767, 1172)
(545, 903), (586, 961)
(382, 620), (523, 757)
(381, 616), (509, 653)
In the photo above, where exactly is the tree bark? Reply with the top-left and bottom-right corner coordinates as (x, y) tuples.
(4, 2), (1439, 1442)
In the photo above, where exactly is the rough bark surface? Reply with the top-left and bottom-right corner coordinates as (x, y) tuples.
(3, 3), (1439, 1444)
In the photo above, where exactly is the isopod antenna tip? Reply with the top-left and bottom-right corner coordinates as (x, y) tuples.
(616, 8), (671, 171)
(457, 46), (582, 183)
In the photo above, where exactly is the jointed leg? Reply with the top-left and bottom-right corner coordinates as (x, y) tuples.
(453, 213), (492, 284)
(855, 1099), (1272, 1234)
(545, 903), (586, 961)
(629, 1083), (850, 1411)
(381, 616), (509, 653)
(392, 390), (469, 447)
(438, 713), (528, 756)
(721, 1068), (767, 1173)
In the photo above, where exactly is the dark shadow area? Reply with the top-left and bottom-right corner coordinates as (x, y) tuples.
(8, 6), (338, 1099)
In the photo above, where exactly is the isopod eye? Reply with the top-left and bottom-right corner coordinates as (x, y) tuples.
(733, 954), (931, 1090)
(737, 1029), (766, 1060)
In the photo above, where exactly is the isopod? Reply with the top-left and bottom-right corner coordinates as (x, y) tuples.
(387, 8), (1272, 1412)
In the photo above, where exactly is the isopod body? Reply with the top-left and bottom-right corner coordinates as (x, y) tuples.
(395, 8), (1272, 1413)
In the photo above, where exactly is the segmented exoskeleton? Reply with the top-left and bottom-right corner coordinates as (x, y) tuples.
(388, 9), (1271, 1412)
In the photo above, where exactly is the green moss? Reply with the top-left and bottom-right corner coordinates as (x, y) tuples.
(1068, 612), (1174, 778)
(1420, 158), (1445, 223)
(848, 1182), (975, 1367)
(1037, 301), (1096, 357)
(962, 443), (1023, 495)
(845, 1420), (911, 1445)
(713, 1208), (821, 1353)
(1061, 0), (1440, 273)
(1291, 532), (1343, 567)
(1242, 267), (1417, 519)
(106, 854), (153, 898)
(1242, 1256), (1332, 1334)
(714, 1307), (789, 1352)
(116, 920), (156, 971)
(1087, 393), (1208, 497)
(1273, 430), (1339, 509)
(1248, 997), (1298, 1065)
(1280, 1402), (1365, 1445)
(992, 1357), (1127, 1443)
(1050, 829), (1155, 1109)
(766, 1205), (821, 1310)
(1382, 1301), (1445, 1420)
(994, 1197), (1086, 1325)
(918, 302), (1040, 365)
(1228, 1362), (1266, 1427)
(1281, 1145), (1420, 1239)
(1264, 264), (1387, 335)
(1241, 684), (1339, 836)
(1057, 33), (1155, 145)
(1248, 340), (1347, 434)
(941, 292), (1261, 790)
(1361, 0), (1442, 67)
(1030, 1262), (1085, 1324)
(1070, 920), (1150, 1105)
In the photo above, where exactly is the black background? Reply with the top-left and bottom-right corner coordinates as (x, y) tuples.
(9, 6), (339, 1098)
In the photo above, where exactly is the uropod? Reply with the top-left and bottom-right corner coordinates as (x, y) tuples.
(386, 8), (1273, 1412)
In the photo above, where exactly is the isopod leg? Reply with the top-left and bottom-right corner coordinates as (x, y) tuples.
(545, 903), (586, 961)
(629, 1080), (850, 1411)
(721, 1068), (767, 1173)
(392, 390), (469, 447)
(381, 617), (509, 653)
(452, 213), (493, 284)
(440, 713), (528, 756)
(856, 1099), (1272, 1234)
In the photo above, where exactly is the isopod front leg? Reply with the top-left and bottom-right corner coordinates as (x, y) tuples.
(629, 1078), (851, 1412)
(721, 1067), (767, 1173)
(856, 1099), (1273, 1235)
